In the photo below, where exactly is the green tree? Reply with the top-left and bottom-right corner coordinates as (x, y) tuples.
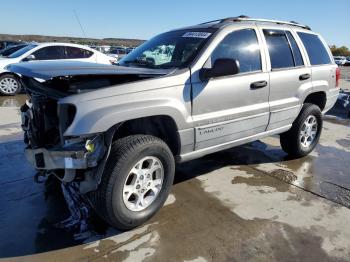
(330, 45), (350, 56)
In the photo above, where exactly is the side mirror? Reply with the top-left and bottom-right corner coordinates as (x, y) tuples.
(23, 54), (36, 62)
(199, 58), (240, 81)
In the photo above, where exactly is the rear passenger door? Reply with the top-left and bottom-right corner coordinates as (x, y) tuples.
(260, 28), (312, 131)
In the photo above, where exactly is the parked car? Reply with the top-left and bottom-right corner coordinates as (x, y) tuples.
(90, 45), (111, 53)
(345, 57), (350, 66)
(0, 41), (21, 51)
(8, 16), (339, 230)
(0, 43), (116, 95)
(334, 56), (347, 66)
(126, 47), (135, 53)
(106, 47), (128, 60)
(0, 44), (29, 57)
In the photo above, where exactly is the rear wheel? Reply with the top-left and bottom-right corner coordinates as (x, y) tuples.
(280, 103), (322, 157)
(0, 74), (21, 96)
(89, 135), (175, 230)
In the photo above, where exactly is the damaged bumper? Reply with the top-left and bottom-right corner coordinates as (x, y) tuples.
(26, 147), (91, 170)
(25, 135), (106, 170)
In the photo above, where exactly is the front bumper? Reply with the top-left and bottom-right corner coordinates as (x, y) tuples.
(25, 147), (92, 170)
(25, 136), (106, 170)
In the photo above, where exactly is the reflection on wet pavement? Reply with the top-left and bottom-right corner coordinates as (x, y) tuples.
(0, 94), (350, 261)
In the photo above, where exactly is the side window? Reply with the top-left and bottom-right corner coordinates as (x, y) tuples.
(211, 29), (262, 73)
(297, 32), (331, 65)
(285, 31), (304, 67)
(263, 29), (294, 69)
(65, 47), (94, 59)
(32, 46), (65, 60)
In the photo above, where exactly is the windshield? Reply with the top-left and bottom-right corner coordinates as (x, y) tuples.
(8, 44), (38, 58)
(119, 29), (216, 69)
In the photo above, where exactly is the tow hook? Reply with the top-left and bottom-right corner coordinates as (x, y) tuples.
(34, 170), (51, 183)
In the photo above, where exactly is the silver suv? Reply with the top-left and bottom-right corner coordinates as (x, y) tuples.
(9, 16), (340, 230)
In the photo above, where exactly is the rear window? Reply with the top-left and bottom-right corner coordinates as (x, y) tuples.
(297, 32), (332, 65)
(264, 29), (294, 69)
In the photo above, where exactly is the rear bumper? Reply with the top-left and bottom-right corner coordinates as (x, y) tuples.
(323, 88), (340, 114)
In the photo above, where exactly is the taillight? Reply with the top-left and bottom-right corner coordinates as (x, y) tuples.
(336, 67), (341, 88)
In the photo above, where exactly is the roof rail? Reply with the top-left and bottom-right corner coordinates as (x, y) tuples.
(200, 16), (311, 30)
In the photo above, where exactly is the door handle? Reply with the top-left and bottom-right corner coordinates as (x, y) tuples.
(250, 81), (268, 89)
(299, 73), (311, 81)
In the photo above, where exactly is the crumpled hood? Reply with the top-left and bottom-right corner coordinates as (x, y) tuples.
(6, 60), (171, 81)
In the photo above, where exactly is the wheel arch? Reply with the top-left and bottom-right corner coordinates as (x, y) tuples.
(113, 115), (181, 156)
(0, 72), (20, 79)
(303, 91), (327, 111)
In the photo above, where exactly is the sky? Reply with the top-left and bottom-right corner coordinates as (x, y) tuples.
(1, 0), (349, 47)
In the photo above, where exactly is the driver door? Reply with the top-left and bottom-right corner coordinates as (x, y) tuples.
(191, 28), (270, 150)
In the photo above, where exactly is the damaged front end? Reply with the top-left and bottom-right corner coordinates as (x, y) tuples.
(20, 86), (114, 193)
(11, 61), (168, 193)
(8, 61), (170, 233)
(18, 77), (117, 234)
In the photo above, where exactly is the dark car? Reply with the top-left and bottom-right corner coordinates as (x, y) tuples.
(345, 57), (350, 66)
(0, 44), (29, 57)
(0, 41), (21, 51)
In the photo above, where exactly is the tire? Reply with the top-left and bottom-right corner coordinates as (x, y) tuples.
(280, 103), (323, 157)
(0, 74), (21, 96)
(89, 135), (175, 230)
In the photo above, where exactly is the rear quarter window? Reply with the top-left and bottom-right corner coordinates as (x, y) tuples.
(65, 46), (94, 59)
(297, 32), (332, 65)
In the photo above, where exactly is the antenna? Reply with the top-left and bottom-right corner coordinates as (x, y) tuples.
(73, 9), (87, 38)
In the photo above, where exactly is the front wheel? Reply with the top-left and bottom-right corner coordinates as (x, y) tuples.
(89, 135), (175, 230)
(280, 103), (323, 157)
(0, 74), (21, 96)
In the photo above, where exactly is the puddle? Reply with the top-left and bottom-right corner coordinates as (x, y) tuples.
(269, 169), (297, 183)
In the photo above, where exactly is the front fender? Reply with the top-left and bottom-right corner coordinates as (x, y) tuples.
(62, 89), (192, 136)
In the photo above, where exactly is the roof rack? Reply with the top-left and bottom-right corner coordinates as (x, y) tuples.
(200, 15), (311, 30)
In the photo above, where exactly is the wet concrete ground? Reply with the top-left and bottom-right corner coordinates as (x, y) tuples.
(0, 94), (350, 262)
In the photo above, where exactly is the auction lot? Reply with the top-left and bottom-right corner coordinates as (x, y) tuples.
(0, 70), (350, 261)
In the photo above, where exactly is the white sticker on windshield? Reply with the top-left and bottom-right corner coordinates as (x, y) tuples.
(182, 32), (212, 38)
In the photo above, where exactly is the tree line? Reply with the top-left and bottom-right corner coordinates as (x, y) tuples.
(330, 45), (350, 56)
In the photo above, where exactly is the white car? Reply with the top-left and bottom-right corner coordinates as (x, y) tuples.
(106, 48), (129, 61)
(334, 56), (347, 66)
(0, 43), (117, 95)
